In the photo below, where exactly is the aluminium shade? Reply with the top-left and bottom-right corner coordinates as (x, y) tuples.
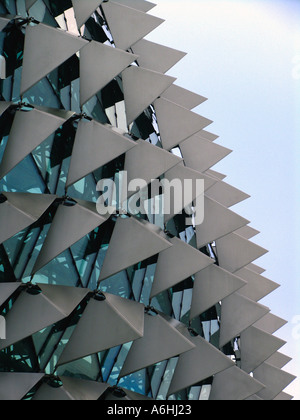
(79, 41), (138, 106)
(132, 39), (186, 74)
(168, 331), (235, 396)
(101, 1), (164, 51)
(58, 293), (144, 366)
(0, 192), (56, 244)
(190, 264), (247, 320)
(195, 196), (249, 249)
(240, 326), (286, 374)
(161, 84), (207, 110)
(120, 313), (195, 378)
(21, 23), (88, 95)
(150, 236), (214, 298)
(0, 107), (74, 179)
(0, 373), (44, 401)
(32, 199), (110, 274)
(98, 216), (172, 282)
(71, 0), (103, 29)
(66, 119), (137, 187)
(219, 292), (270, 348)
(0, 284), (89, 350)
(122, 66), (176, 125)
(154, 97), (213, 151)
(209, 366), (265, 401)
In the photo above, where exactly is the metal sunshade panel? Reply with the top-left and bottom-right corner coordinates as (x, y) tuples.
(0, 192), (56, 244)
(132, 39), (186, 74)
(80, 41), (138, 106)
(254, 363), (296, 400)
(161, 84), (208, 110)
(190, 264), (247, 320)
(0, 284), (89, 350)
(235, 267), (280, 302)
(66, 119), (137, 187)
(101, 1), (164, 51)
(58, 292), (144, 366)
(219, 292), (270, 348)
(195, 196), (249, 249)
(71, 0), (103, 29)
(168, 332), (235, 396)
(154, 97), (213, 151)
(32, 199), (110, 274)
(20, 23), (88, 95)
(150, 236), (214, 299)
(0, 373), (44, 401)
(119, 312), (195, 378)
(122, 66), (176, 125)
(98, 216), (172, 282)
(209, 366), (265, 401)
(0, 107), (74, 179)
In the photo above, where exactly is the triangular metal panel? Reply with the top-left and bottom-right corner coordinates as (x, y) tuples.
(32, 199), (109, 274)
(219, 292), (270, 348)
(254, 363), (296, 400)
(120, 313), (195, 378)
(206, 180), (250, 208)
(240, 326), (286, 374)
(216, 232), (268, 274)
(161, 84), (207, 110)
(246, 263), (266, 274)
(253, 313), (288, 335)
(0, 285), (88, 350)
(124, 139), (182, 188)
(101, 1), (164, 51)
(0, 373), (44, 400)
(190, 264), (247, 320)
(150, 236), (214, 298)
(67, 119), (137, 187)
(154, 98), (213, 151)
(0, 107), (73, 179)
(113, 0), (157, 12)
(235, 267), (280, 302)
(195, 196), (249, 248)
(71, 0), (102, 28)
(168, 332), (234, 396)
(80, 41), (138, 106)
(21, 23), (88, 95)
(58, 293), (144, 366)
(180, 134), (232, 173)
(209, 366), (265, 401)
(0, 192), (56, 244)
(234, 225), (260, 240)
(132, 39), (186, 74)
(122, 66), (176, 125)
(205, 168), (226, 181)
(0, 283), (21, 306)
(163, 164), (218, 223)
(273, 392), (294, 401)
(266, 352), (292, 369)
(99, 217), (172, 281)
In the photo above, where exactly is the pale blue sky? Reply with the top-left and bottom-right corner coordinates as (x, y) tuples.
(147, 0), (300, 399)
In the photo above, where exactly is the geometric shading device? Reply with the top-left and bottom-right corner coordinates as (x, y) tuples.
(0, 0), (294, 401)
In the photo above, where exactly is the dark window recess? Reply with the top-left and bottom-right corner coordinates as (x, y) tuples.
(0, 244), (17, 283)
(172, 277), (194, 293)
(2, 25), (24, 77)
(48, 55), (80, 93)
(44, 0), (73, 17)
(101, 79), (124, 109)
(200, 306), (218, 321)
(49, 120), (76, 168)
(133, 112), (155, 140)
(85, 17), (108, 44)
(0, 107), (14, 139)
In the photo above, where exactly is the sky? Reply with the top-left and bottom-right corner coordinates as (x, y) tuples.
(147, 0), (300, 399)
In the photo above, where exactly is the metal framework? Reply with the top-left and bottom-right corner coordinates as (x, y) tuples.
(0, 0), (295, 400)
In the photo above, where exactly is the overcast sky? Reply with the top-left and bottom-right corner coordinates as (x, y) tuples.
(147, 0), (300, 399)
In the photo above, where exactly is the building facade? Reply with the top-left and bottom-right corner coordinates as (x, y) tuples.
(0, 0), (295, 400)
